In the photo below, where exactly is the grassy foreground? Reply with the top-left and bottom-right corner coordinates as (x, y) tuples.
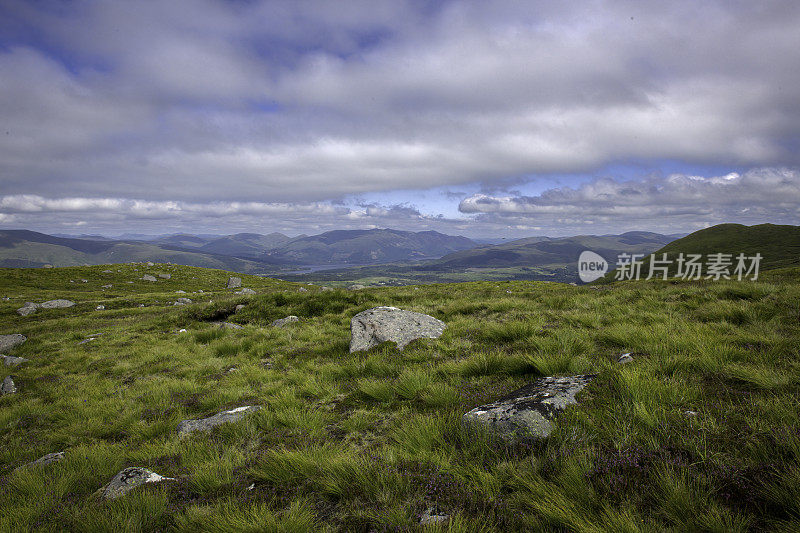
(1, 264), (799, 532)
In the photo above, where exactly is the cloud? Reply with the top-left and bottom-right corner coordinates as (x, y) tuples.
(459, 167), (800, 233)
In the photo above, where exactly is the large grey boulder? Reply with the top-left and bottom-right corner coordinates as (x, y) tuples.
(0, 334), (26, 352)
(97, 467), (175, 500)
(177, 405), (261, 436)
(2, 375), (17, 394)
(1, 354), (30, 367)
(463, 375), (595, 439)
(142, 275), (157, 282)
(349, 307), (446, 353)
(271, 316), (299, 328)
(226, 277), (242, 289)
(39, 299), (75, 309)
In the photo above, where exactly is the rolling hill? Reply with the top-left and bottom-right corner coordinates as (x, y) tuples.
(263, 229), (478, 264)
(0, 230), (275, 273)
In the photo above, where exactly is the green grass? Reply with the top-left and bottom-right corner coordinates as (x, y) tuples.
(1, 263), (799, 531)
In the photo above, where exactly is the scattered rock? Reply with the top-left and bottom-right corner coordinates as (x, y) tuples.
(348, 284), (365, 290)
(349, 307), (446, 353)
(235, 288), (256, 295)
(420, 508), (449, 525)
(321, 286), (334, 291)
(176, 298), (193, 305)
(218, 322), (242, 330)
(0, 334), (27, 352)
(684, 410), (699, 418)
(298, 287), (308, 293)
(96, 305), (105, 310)
(271, 316), (299, 328)
(226, 277), (242, 289)
(146, 262), (155, 266)
(101, 284), (112, 289)
(158, 273), (171, 279)
(2, 375), (17, 394)
(17, 305), (37, 316)
(139, 304), (145, 307)
(197, 289), (204, 293)
(617, 353), (634, 364)
(97, 467), (175, 500)
(40, 299), (75, 309)
(142, 275), (157, 282)
(43, 264), (54, 268)
(177, 406), (261, 436)
(81, 279), (88, 283)
(234, 304), (246, 313)
(19, 451), (64, 470)
(178, 329), (187, 333)
(175, 290), (186, 294)
(463, 375), (595, 439)
(1, 354), (29, 367)
(102, 270), (113, 273)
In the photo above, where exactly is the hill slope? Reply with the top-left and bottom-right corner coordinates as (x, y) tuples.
(264, 228), (478, 264)
(0, 264), (798, 530)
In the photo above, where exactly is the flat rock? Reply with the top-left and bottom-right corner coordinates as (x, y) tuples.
(176, 298), (193, 304)
(177, 405), (261, 436)
(1, 354), (30, 367)
(234, 304), (246, 313)
(96, 305), (105, 310)
(617, 353), (634, 364)
(39, 299), (75, 309)
(420, 508), (449, 525)
(235, 288), (256, 295)
(271, 316), (299, 328)
(348, 284), (365, 290)
(349, 306), (446, 353)
(142, 275), (157, 282)
(98, 467), (175, 500)
(102, 270), (113, 273)
(2, 375), (17, 394)
(463, 375), (595, 439)
(226, 277), (242, 289)
(0, 334), (27, 352)
(158, 273), (171, 279)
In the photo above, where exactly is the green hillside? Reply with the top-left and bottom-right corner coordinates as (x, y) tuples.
(1, 264), (799, 530)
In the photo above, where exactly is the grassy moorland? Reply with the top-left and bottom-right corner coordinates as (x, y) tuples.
(1, 264), (799, 531)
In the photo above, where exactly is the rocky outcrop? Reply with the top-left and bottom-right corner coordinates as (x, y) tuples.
(142, 275), (157, 282)
(17, 300), (74, 315)
(1, 354), (29, 367)
(17, 451), (64, 470)
(177, 406), (261, 436)
(226, 277), (242, 289)
(349, 307), (446, 353)
(0, 334), (26, 352)
(97, 467), (175, 500)
(158, 273), (171, 279)
(2, 375), (17, 394)
(463, 375), (595, 439)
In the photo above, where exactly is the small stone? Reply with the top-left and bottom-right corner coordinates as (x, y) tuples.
(177, 405), (261, 436)
(684, 410), (699, 418)
(23, 451), (65, 469)
(139, 304), (145, 307)
(420, 508), (449, 525)
(101, 284), (112, 289)
(321, 286), (334, 291)
(81, 279), (88, 283)
(246, 483), (255, 491)
(175, 290), (186, 294)
(146, 262), (155, 266)
(617, 353), (634, 364)
(348, 284), (365, 290)
(226, 277), (242, 289)
(1, 354), (30, 367)
(97, 467), (175, 500)
(142, 275), (157, 282)
(96, 305), (105, 310)
(102, 270), (113, 273)
(178, 329), (187, 333)
(271, 316), (299, 328)
(0, 334), (27, 352)
(298, 287), (308, 292)
(235, 288), (256, 295)
(235, 304), (246, 313)
(2, 375), (17, 394)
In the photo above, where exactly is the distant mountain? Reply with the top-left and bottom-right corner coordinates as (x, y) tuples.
(424, 231), (673, 270)
(643, 223), (800, 274)
(0, 230), (275, 272)
(264, 229), (478, 264)
(198, 232), (293, 258)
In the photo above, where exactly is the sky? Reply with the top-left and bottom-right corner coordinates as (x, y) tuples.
(0, 0), (799, 239)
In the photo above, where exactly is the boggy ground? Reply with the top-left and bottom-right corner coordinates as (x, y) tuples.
(0, 263), (799, 532)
